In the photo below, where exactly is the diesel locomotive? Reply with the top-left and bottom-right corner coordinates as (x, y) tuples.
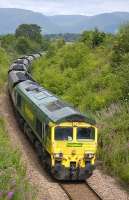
(8, 53), (98, 180)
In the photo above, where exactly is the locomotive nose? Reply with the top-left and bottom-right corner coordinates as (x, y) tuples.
(71, 149), (76, 155)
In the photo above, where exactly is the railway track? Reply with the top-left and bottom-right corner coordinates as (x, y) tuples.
(60, 181), (102, 200)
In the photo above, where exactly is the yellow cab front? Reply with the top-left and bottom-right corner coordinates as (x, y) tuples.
(50, 122), (98, 180)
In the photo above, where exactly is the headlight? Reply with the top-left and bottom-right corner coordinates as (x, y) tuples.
(85, 153), (94, 159)
(53, 153), (63, 159)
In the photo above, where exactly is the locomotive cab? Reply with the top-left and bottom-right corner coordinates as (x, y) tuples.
(49, 122), (97, 180)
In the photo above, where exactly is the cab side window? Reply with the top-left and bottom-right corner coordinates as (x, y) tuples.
(36, 119), (42, 138)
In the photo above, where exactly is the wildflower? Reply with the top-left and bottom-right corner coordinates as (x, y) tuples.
(0, 192), (3, 198)
(7, 191), (14, 200)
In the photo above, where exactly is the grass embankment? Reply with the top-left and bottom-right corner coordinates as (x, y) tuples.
(0, 48), (10, 90)
(0, 47), (36, 199)
(0, 118), (35, 199)
(32, 28), (129, 183)
(98, 104), (129, 182)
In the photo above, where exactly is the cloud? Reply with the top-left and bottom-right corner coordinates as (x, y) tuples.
(0, 0), (129, 15)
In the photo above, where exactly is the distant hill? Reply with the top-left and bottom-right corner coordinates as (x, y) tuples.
(0, 8), (129, 34)
(48, 12), (129, 33)
(0, 8), (61, 34)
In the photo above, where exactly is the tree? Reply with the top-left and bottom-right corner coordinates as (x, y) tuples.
(80, 28), (106, 48)
(15, 37), (41, 54)
(112, 24), (129, 68)
(15, 37), (31, 54)
(92, 28), (106, 48)
(15, 24), (42, 43)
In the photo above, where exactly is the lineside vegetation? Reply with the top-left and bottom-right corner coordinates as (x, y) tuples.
(0, 118), (36, 199)
(0, 48), (10, 90)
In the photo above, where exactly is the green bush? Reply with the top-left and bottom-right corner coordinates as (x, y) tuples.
(32, 41), (122, 112)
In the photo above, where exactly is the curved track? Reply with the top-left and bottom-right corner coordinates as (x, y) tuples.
(60, 182), (102, 200)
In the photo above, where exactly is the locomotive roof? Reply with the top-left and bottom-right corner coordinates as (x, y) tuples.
(17, 80), (96, 125)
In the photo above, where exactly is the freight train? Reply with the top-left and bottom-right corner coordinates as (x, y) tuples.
(8, 53), (98, 180)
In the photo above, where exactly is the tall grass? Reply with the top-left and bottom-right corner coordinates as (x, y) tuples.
(0, 48), (10, 91)
(0, 118), (36, 199)
(97, 104), (129, 182)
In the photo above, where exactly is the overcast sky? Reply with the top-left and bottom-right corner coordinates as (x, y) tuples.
(0, 0), (129, 15)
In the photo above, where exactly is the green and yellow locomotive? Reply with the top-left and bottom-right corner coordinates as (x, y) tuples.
(8, 54), (98, 180)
